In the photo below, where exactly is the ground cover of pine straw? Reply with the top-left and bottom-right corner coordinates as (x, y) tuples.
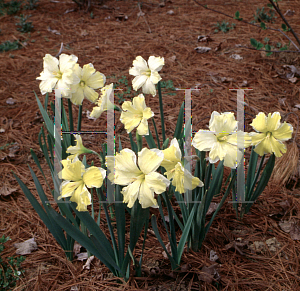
(1, 0), (300, 289)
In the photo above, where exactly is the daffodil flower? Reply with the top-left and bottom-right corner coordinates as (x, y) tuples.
(66, 134), (93, 156)
(36, 54), (79, 97)
(120, 94), (154, 135)
(167, 162), (203, 194)
(107, 148), (170, 208)
(129, 56), (164, 97)
(161, 138), (203, 193)
(90, 83), (116, 119)
(70, 63), (106, 105)
(58, 155), (106, 211)
(192, 111), (252, 169)
(250, 112), (293, 157)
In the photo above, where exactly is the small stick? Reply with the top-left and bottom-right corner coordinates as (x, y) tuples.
(136, 2), (152, 33)
(55, 42), (64, 58)
(192, 0), (300, 52)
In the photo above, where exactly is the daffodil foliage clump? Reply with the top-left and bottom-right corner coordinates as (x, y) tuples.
(14, 53), (293, 280)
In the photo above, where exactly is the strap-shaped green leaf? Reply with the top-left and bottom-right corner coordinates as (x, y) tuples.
(205, 170), (236, 235)
(35, 91), (54, 137)
(174, 102), (184, 139)
(170, 190), (185, 231)
(247, 154), (265, 202)
(28, 165), (68, 249)
(47, 204), (121, 274)
(121, 200), (149, 274)
(204, 163), (213, 190)
(129, 132), (138, 153)
(97, 189), (119, 263)
(163, 193), (178, 261)
(70, 202), (116, 261)
(115, 185), (125, 267)
(205, 161), (224, 213)
(144, 129), (157, 149)
(157, 196), (173, 247)
(151, 215), (178, 269)
(44, 93), (49, 111)
(13, 171), (67, 250)
(246, 147), (258, 201)
(30, 149), (78, 227)
(151, 117), (161, 149)
(177, 198), (199, 262)
(246, 154), (275, 213)
(118, 135), (122, 152)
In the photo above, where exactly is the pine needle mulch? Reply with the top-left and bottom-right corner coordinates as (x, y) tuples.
(0, 0), (300, 290)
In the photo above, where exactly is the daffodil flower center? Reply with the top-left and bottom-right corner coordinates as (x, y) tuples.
(266, 132), (272, 138)
(133, 113), (143, 119)
(142, 69), (151, 77)
(80, 81), (85, 87)
(217, 133), (228, 142)
(53, 71), (63, 79)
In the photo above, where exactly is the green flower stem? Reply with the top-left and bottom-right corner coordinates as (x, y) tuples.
(247, 154), (265, 201)
(136, 132), (143, 152)
(77, 105), (83, 132)
(91, 150), (104, 166)
(151, 117), (161, 149)
(157, 81), (166, 143)
(67, 99), (75, 146)
(80, 222), (92, 257)
(114, 105), (122, 112)
(241, 154), (266, 218)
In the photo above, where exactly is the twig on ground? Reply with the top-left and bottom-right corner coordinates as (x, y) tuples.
(192, 0), (300, 52)
(268, 0), (300, 49)
(135, 3), (152, 33)
(237, 45), (300, 54)
(55, 43), (64, 58)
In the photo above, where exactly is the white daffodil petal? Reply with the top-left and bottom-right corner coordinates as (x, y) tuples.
(86, 71), (105, 89)
(269, 136), (287, 157)
(132, 94), (147, 111)
(39, 78), (58, 94)
(192, 130), (216, 151)
(90, 106), (104, 119)
(222, 144), (242, 168)
(226, 132), (252, 148)
(138, 181), (158, 208)
(148, 56), (164, 72)
(81, 64), (95, 81)
(70, 185), (91, 211)
(120, 110), (142, 133)
(266, 112), (281, 131)
(115, 149), (142, 174)
(60, 160), (85, 181)
(70, 87), (84, 105)
(122, 179), (143, 208)
(132, 75), (148, 91)
(210, 112), (237, 134)
(251, 132), (267, 146)
(137, 118), (149, 135)
(145, 172), (170, 194)
(43, 54), (59, 73)
(61, 180), (83, 198)
(149, 71), (161, 85)
(83, 166), (106, 188)
(273, 122), (293, 141)
(250, 112), (267, 133)
(132, 56), (149, 72)
(142, 78), (156, 96)
(59, 54), (76, 72)
(83, 86), (98, 103)
(138, 148), (164, 174)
